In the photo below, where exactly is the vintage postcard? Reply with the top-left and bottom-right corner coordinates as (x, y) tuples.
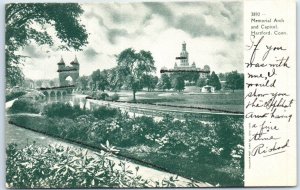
(4, 0), (296, 188)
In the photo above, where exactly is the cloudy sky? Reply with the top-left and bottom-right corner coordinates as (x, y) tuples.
(20, 1), (243, 80)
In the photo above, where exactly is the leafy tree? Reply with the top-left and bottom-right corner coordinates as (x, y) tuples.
(196, 77), (207, 88)
(35, 80), (42, 88)
(5, 3), (88, 87)
(91, 69), (101, 90)
(207, 71), (221, 90)
(78, 75), (89, 90)
(225, 71), (244, 92)
(172, 77), (185, 92)
(160, 73), (172, 91)
(142, 74), (158, 91)
(116, 48), (156, 102)
(218, 73), (226, 81)
(98, 70), (109, 91)
(107, 68), (123, 91)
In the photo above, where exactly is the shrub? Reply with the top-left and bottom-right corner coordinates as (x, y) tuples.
(107, 93), (119, 101)
(6, 91), (26, 102)
(100, 92), (109, 100)
(92, 106), (120, 119)
(9, 98), (40, 114)
(6, 143), (151, 188)
(43, 103), (88, 119)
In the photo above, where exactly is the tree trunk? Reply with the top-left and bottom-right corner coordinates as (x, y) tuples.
(133, 91), (136, 102)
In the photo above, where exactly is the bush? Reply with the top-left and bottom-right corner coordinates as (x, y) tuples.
(107, 93), (119, 101)
(43, 102), (87, 119)
(6, 143), (151, 188)
(100, 92), (109, 100)
(92, 106), (120, 119)
(9, 98), (40, 114)
(112, 93), (120, 101)
(6, 91), (26, 102)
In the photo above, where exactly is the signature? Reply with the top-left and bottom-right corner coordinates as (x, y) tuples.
(251, 139), (289, 157)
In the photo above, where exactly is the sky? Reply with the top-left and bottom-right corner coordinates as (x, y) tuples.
(19, 1), (243, 80)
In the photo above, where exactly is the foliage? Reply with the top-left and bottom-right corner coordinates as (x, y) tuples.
(6, 3), (88, 87)
(78, 75), (89, 90)
(9, 98), (40, 113)
(6, 143), (154, 188)
(116, 48), (156, 101)
(196, 77), (207, 88)
(170, 72), (199, 83)
(6, 90), (26, 102)
(225, 71), (244, 92)
(207, 71), (221, 90)
(141, 75), (158, 92)
(9, 102), (244, 186)
(92, 106), (120, 120)
(107, 93), (120, 101)
(172, 77), (185, 92)
(159, 74), (172, 91)
(43, 102), (87, 119)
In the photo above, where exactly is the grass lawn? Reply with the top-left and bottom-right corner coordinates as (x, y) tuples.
(115, 88), (244, 113)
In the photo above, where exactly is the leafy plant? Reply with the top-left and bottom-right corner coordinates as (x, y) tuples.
(9, 98), (40, 113)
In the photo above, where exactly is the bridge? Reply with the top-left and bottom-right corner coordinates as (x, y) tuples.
(37, 85), (76, 100)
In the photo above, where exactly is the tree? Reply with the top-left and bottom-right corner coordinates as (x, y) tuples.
(98, 70), (109, 91)
(172, 77), (185, 92)
(142, 74), (158, 91)
(5, 3), (88, 87)
(160, 74), (172, 91)
(91, 69), (101, 90)
(218, 73), (226, 81)
(116, 48), (156, 102)
(207, 71), (221, 90)
(78, 75), (89, 90)
(225, 71), (244, 92)
(107, 68), (123, 91)
(196, 77), (207, 88)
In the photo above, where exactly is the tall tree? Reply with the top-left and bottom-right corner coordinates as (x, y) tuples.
(142, 74), (158, 91)
(225, 71), (244, 92)
(207, 71), (221, 90)
(98, 70), (109, 91)
(91, 69), (101, 90)
(172, 77), (185, 92)
(107, 68), (123, 91)
(160, 73), (172, 91)
(5, 3), (88, 87)
(196, 77), (207, 88)
(78, 75), (89, 90)
(116, 48), (156, 102)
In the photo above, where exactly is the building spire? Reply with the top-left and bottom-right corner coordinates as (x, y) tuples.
(182, 41), (186, 51)
(74, 55), (78, 64)
(58, 56), (65, 64)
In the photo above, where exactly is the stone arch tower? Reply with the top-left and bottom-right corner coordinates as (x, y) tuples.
(57, 56), (80, 86)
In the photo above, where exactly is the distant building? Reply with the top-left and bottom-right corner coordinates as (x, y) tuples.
(173, 41), (210, 79)
(201, 85), (215, 93)
(57, 56), (80, 86)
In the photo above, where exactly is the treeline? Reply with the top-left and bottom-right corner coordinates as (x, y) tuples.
(74, 48), (244, 102)
(196, 71), (244, 92)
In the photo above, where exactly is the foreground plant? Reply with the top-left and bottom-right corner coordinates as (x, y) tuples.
(6, 143), (199, 188)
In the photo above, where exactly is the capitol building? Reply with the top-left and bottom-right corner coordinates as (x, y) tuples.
(173, 41), (210, 79)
